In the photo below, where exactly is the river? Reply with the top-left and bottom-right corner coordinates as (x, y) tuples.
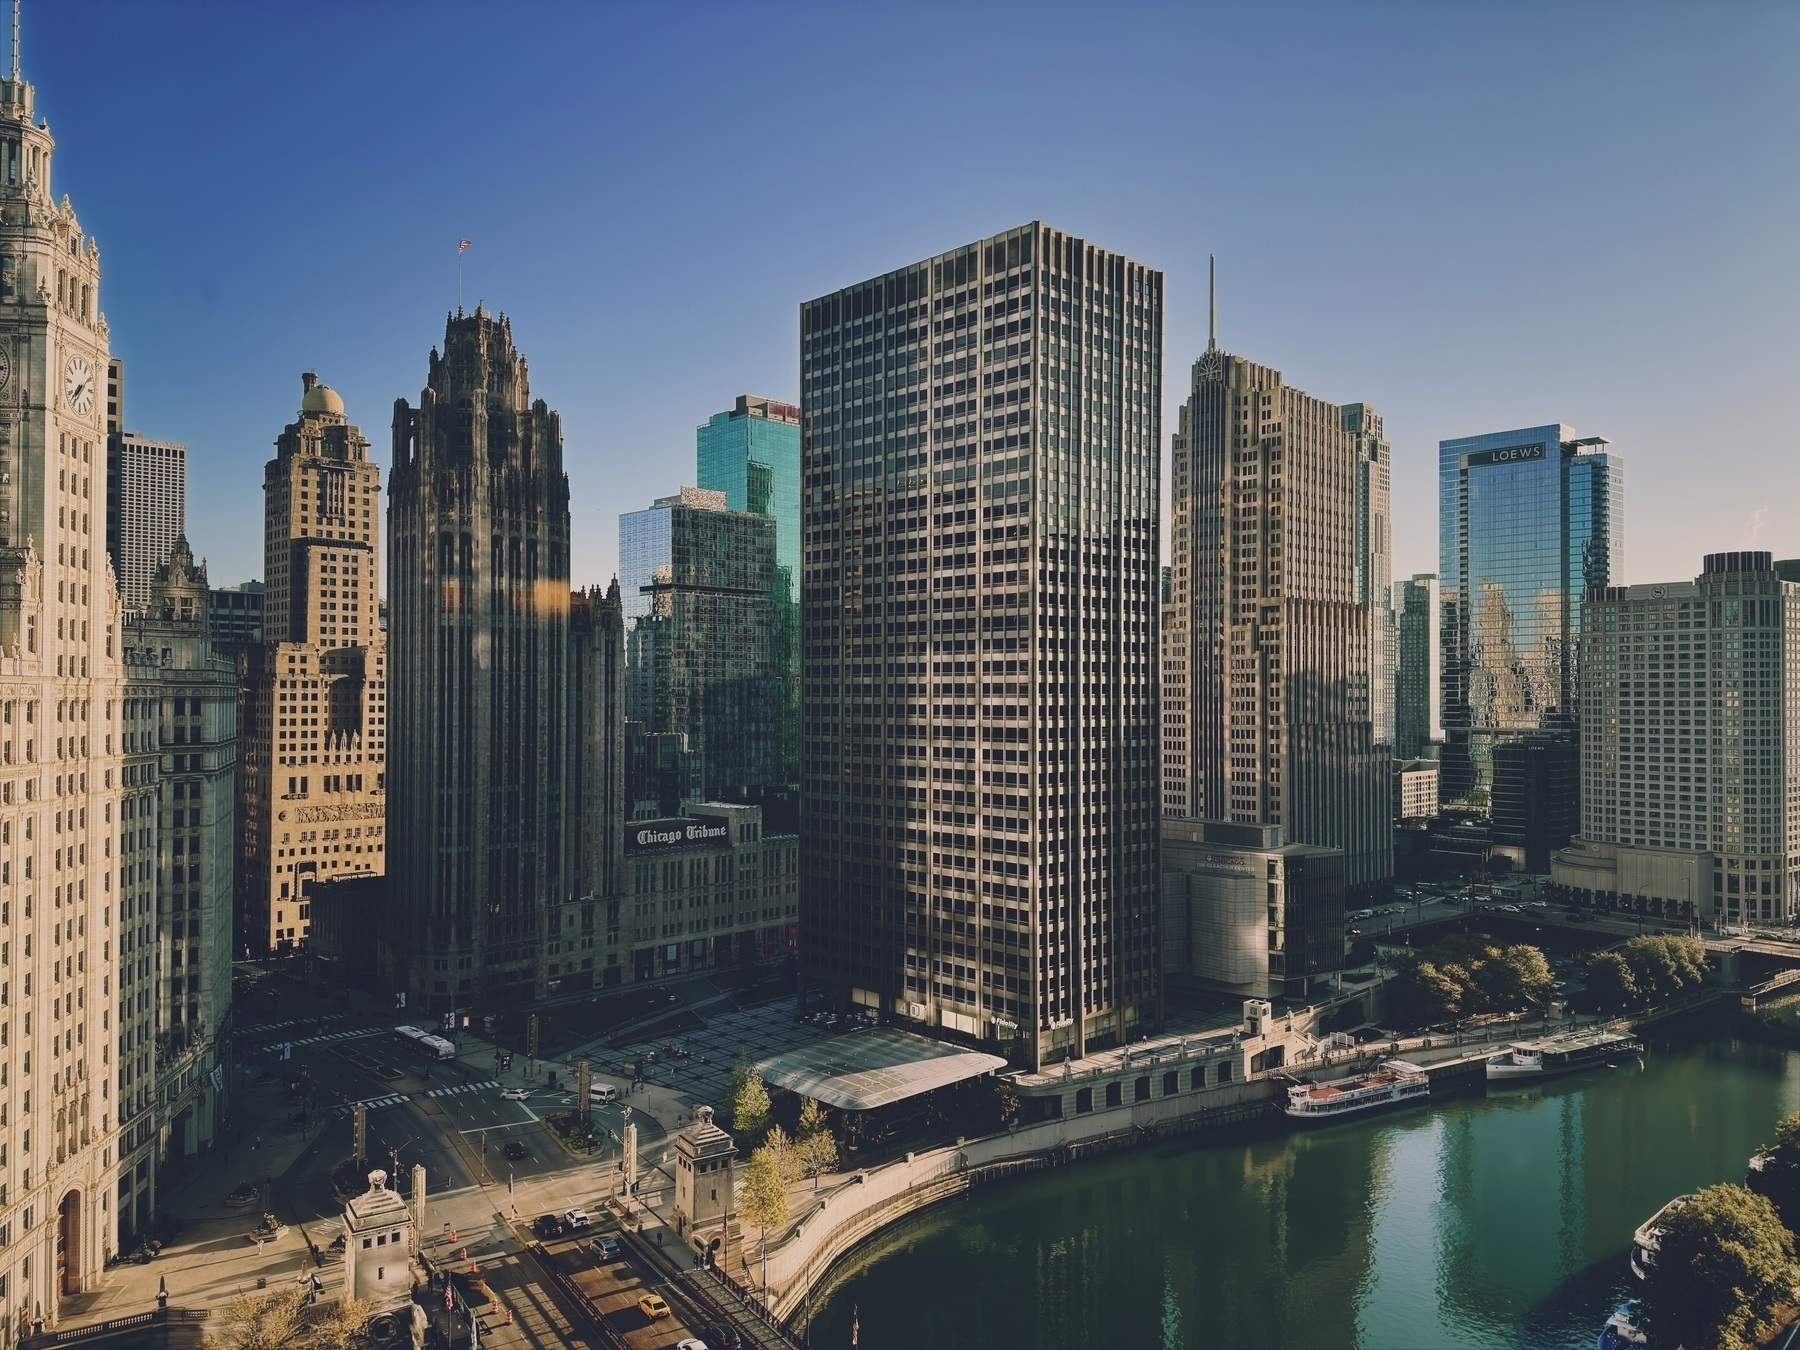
(807, 1020), (1800, 1349)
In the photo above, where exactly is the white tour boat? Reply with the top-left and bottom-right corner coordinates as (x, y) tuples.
(1488, 1027), (1643, 1082)
(1283, 1060), (1430, 1124)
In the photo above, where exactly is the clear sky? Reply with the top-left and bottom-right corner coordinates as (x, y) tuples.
(37, 0), (1800, 592)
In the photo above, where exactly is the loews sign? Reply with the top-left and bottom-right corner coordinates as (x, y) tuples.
(1466, 443), (1548, 468)
(628, 818), (731, 854)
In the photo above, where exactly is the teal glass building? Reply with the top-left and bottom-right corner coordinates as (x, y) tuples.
(696, 394), (801, 782)
(697, 394), (801, 606)
(1438, 424), (1622, 805)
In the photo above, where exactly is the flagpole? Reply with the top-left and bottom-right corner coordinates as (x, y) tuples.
(457, 252), (463, 315)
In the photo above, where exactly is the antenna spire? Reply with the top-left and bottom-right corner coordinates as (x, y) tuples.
(1207, 253), (1217, 354)
(9, 0), (19, 84)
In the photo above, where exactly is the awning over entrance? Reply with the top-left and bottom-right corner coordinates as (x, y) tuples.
(757, 1028), (1009, 1112)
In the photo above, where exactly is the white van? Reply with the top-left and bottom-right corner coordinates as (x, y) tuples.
(589, 1083), (619, 1105)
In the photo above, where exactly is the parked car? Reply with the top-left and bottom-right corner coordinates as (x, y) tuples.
(590, 1235), (622, 1261)
(564, 1208), (590, 1230)
(639, 1293), (671, 1320)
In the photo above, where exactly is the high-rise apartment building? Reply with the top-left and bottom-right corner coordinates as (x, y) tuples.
(1392, 573), (1442, 760)
(800, 223), (1163, 1068)
(1164, 339), (1392, 895)
(116, 537), (238, 1253)
(235, 374), (386, 956)
(0, 47), (143, 1323)
(698, 394), (802, 780)
(1439, 425), (1621, 805)
(1553, 552), (1800, 926)
(207, 579), (264, 651)
(388, 311), (574, 1013)
(105, 429), (185, 615)
(621, 487), (780, 803)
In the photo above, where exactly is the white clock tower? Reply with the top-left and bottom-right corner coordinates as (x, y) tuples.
(0, 4), (132, 1334)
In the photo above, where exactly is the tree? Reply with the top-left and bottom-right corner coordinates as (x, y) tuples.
(1620, 934), (1709, 1002)
(732, 1065), (770, 1139)
(305, 1297), (373, 1350)
(1483, 944), (1553, 1010)
(207, 1286), (307, 1350)
(1585, 950), (1638, 1009)
(762, 1123), (801, 1184)
(797, 1125), (839, 1191)
(796, 1096), (828, 1140)
(1747, 1111), (1800, 1233)
(1644, 1183), (1799, 1350)
(727, 1050), (755, 1112)
(738, 1144), (790, 1289)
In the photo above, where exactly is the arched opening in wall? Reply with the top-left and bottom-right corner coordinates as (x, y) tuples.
(57, 1189), (81, 1297)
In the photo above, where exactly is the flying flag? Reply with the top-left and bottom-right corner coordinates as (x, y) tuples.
(458, 239), (472, 255)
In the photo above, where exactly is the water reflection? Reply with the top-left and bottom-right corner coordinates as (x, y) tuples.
(811, 1023), (1798, 1349)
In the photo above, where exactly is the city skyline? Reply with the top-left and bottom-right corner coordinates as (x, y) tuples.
(34, 2), (1800, 596)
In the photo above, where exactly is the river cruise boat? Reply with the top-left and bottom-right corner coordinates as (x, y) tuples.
(1631, 1194), (1692, 1281)
(1487, 1028), (1642, 1082)
(1283, 1060), (1429, 1124)
(1597, 1300), (1649, 1349)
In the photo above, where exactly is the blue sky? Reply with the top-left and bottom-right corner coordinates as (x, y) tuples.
(39, 0), (1800, 591)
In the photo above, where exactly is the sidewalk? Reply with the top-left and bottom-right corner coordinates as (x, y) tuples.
(63, 1070), (339, 1327)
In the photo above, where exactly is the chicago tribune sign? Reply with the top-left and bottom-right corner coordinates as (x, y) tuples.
(628, 818), (731, 853)
(1466, 443), (1548, 468)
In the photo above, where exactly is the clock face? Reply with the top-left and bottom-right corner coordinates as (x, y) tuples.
(0, 347), (11, 392)
(64, 355), (93, 416)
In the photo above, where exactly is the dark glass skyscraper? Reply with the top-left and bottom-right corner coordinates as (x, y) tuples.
(619, 487), (781, 803)
(1438, 425), (1622, 805)
(800, 223), (1162, 1068)
(1392, 573), (1441, 760)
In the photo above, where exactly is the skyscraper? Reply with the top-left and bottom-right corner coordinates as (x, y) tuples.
(800, 223), (1163, 1068)
(1164, 335), (1392, 897)
(117, 537), (238, 1251)
(0, 41), (140, 1319)
(235, 374), (386, 956)
(1392, 573), (1442, 760)
(621, 487), (780, 805)
(698, 394), (802, 780)
(105, 428), (185, 614)
(1346, 403), (1394, 753)
(1438, 425), (1622, 805)
(1552, 552), (1796, 926)
(388, 311), (573, 1013)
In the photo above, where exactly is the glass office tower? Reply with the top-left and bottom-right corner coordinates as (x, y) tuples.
(1438, 425), (1622, 805)
(698, 395), (802, 781)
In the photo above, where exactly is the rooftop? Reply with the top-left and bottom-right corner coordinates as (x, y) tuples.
(756, 1028), (1007, 1112)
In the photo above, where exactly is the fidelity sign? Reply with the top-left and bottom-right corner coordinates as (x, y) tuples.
(1466, 443), (1548, 468)
(627, 818), (731, 854)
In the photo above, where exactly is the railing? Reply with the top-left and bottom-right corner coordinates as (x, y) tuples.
(21, 1307), (208, 1346)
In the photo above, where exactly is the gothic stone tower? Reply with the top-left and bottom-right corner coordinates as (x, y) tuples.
(388, 311), (572, 1014)
(0, 39), (134, 1327)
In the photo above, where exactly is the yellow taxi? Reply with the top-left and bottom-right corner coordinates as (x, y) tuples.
(638, 1293), (672, 1320)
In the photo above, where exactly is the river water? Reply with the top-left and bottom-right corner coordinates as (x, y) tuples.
(808, 1021), (1800, 1349)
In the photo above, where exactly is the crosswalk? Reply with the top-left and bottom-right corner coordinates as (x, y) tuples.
(330, 1093), (408, 1118)
(424, 1080), (499, 1099)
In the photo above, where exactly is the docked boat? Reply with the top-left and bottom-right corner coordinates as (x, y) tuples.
(1283, 1060), (1430, 1124)
(1597, 1300), (1649, 1349)
(1487, 1028), (1643, 1082)
(1631, 1194), (1692, 1281)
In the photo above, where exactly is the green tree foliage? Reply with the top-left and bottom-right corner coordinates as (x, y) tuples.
(1746, 1111), (1800, 1233)
(738, 1143), (790, 1241)
(1385, 937), (1554, 1027)
(306, 1298), (375, 1350)
(208, 1287), (308, 1350)
(727, 1050), (755, 1111)
(1619, 935), (1710, 1002)
(762, 1123), (802, 1184)
(1585, 950), (1638, 1009)
(1644, 1184), (1799, 1350)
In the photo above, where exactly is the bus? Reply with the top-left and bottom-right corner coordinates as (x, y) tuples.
(393, 1025), (457, 1061)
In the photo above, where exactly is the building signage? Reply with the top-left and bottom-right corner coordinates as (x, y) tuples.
(1466, 443), (1547, 468)
(627, 818), (731, 854)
